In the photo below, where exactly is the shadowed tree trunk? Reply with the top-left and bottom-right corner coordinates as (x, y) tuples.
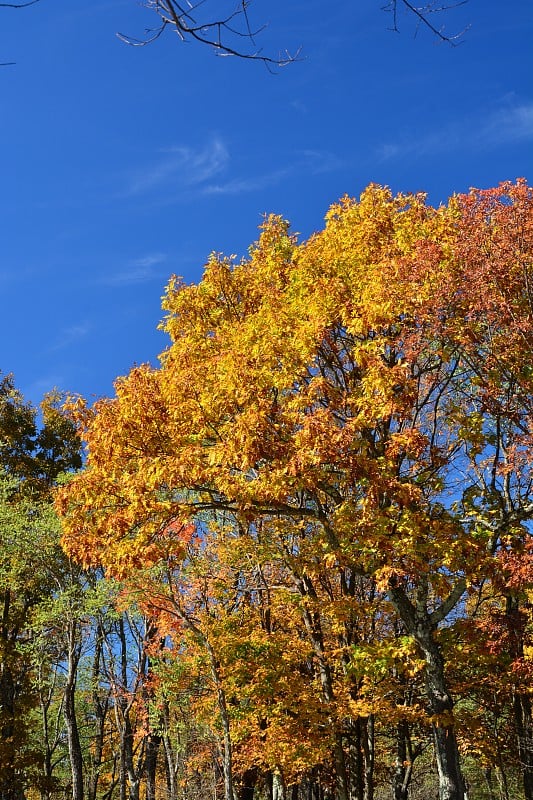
(64, 619), (84, 800)
(144, 733), (161, 800)
(506, 596), (533, 800)
(87, 620), (111, 800)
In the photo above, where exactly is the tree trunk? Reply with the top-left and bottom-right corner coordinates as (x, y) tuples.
(144, 733), (161, 800)
(0, 663), (25, 800)
(238, 768), (257, 800)
(392, 719), (417, 800)
(38, 661), (64, 800)
(207, 643), (234, 800)
(495, 766), (510, 800)
(419, 629), (466, 800)
(389, 584), (467, 800)
(0, 590), (30, 800)
(173, 606), (235, 800)
(514, 689), (533, 800)
(504, 595), (533, 800)
(362, 715), (374, 800)
(163, 732), (178, 800)
(297, 574), (349, 800)
(346, 715), (374, 800)
(272, 771), (286, 800)
(116, 618), (141, 800)
(123, 713), (141, 800)
(64, 620), (84, 800)
(87, 621), (109, 800)
(483, 769), (497, 800)
(350, 719), (365, 800)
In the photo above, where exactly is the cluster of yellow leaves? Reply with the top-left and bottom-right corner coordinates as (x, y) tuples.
(58, 184), (473, 581)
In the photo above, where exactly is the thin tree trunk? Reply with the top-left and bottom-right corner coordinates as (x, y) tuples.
(514, 688), (533, 800)
(392, 719), (419, 800)
(483, 769), (497, 800)
(39, 676), (53, 800)
(207, 642), (234, 800)
(163, 732), (178, 800)
(38, 662), (65, 800)
(350, 719), (365, 800)
(506, 595), (533, 800)
(170, 601), (235, 800)
(297, 574), (349, 800)
(0, 665), (22, 800)
(495, 766), (510, 800)
(0, 590), (30, 800)
(393, 720), (408, 800)
(64, 619), (84, 800)
(362, 715), (374, 800)
(87, 621), (109, 800)
(116, 617), (142, 800)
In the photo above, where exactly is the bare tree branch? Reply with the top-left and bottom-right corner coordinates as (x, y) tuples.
(0, 1), (40, 7)
(1, 0), (471, 72)
(118, 0), (300, 69)
(383, 0), (470, 45)
(0, 0), (40, 65)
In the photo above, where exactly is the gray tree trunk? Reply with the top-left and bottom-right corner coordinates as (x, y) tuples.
(389, 582), (467, 800)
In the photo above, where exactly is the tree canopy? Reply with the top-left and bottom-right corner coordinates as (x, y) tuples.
(57, 180), (533, 800)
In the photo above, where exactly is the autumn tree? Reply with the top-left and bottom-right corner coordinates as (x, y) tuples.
(58, 181), (533, 800)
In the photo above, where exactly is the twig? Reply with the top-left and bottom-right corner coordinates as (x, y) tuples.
(119, 0), (300, 68)
(383, 0), (470, 45)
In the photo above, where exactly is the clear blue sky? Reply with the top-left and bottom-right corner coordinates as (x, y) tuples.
(1, 0), (531, 407)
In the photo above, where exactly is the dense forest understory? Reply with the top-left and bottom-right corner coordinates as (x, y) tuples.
(1, 181), (532, 800)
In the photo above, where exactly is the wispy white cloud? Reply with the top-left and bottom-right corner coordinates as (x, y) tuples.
(290, 99), (308, 114)
(480, 102), (533, 146)
(123, 137), (229, 197)
(375, 143), (402, 161)
(204, 168), (292, 196)
(101, 252), (167, 287)
(204, 149), (343, 196)
(49, 324), (91, 352)
(376, 98), (533, 162)
(26, 376), (67, 400)
(298, 149), (344, 174)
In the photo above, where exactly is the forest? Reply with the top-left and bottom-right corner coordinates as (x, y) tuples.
(1, 180), (532, 800)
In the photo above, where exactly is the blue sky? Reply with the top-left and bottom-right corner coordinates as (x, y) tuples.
(1, 0), (531, 407)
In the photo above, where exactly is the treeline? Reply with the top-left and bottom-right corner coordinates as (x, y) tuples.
(2, 181), (533, 800)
